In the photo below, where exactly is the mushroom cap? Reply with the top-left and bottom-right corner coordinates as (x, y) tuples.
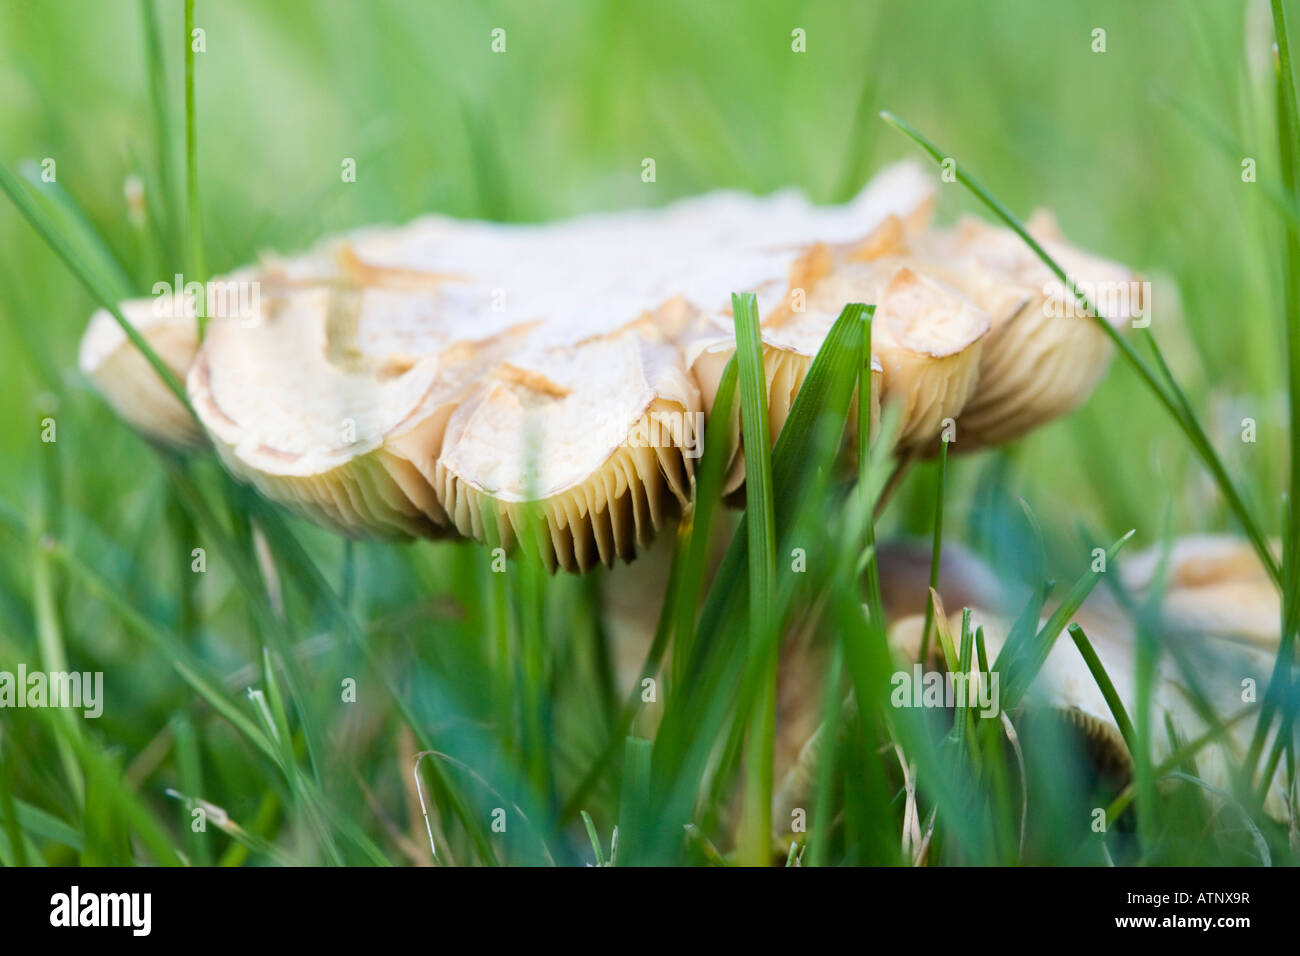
(79, 163), (1138, 572)
(1120, 534), (1281, 650)
(187, 258), (525, 540)
(78, 294), (204, 448)
(887, 606), (1132, 765)
(876, 539), (1004, 621)
(689, 231), (993, 471)
(683, 178), (950, 490)
(910, 212), (1142, 450)
(808, 264), (989, 449)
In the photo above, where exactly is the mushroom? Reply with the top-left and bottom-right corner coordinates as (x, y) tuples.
(186, 251), (703, 569)
(688, 198), (1136, 480)
(1119, 534), (1281, 650)
(881, 535), (1288, 819)
(766, 536), (1289, 839)
(78, 162), (1136, 573)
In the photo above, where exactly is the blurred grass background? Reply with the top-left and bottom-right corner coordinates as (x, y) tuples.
(0, 0), (1291, 865)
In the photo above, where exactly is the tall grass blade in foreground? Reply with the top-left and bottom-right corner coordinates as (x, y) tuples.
(648, 303), (868, 861)
(857, 307), (886, 627)
(918, 440), (948, 662)
(141, 0), (176, 258)
(731, 291), (778, 866)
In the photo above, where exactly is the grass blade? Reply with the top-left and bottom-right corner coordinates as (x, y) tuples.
(858, 309), (885, 631)
(732, 291), (777, 867)
(672, 357), (737, 684)
(1246, 0), (1300, 789)
(918, 440), (949, 662)
(649, 304), (868, 859)
(996, 529), (1136, 710)
(579, 810), (606, 866)
(141, 0), (176, 259)
(613, 737), (652, 866)
(1067, 622), (1137, 750)
(184, 0), (207, 318)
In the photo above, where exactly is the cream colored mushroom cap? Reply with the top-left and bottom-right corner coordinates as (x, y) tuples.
(79, 294), (204, 448)
(690, 242), (992, 469)
(1120, 534), (1281, 650)
(186, 254), (528, 540)
(817, 264), (989, 448)
(683, 171), (937, 492)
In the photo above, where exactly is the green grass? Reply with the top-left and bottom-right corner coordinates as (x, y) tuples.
(918, 439), (948, 662)
(732, 291), (777, 865)
(0, 0), (1296, 867)
(183, 0), (207, 336)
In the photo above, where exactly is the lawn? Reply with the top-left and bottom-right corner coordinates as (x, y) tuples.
(0, 0), (1294, 866)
